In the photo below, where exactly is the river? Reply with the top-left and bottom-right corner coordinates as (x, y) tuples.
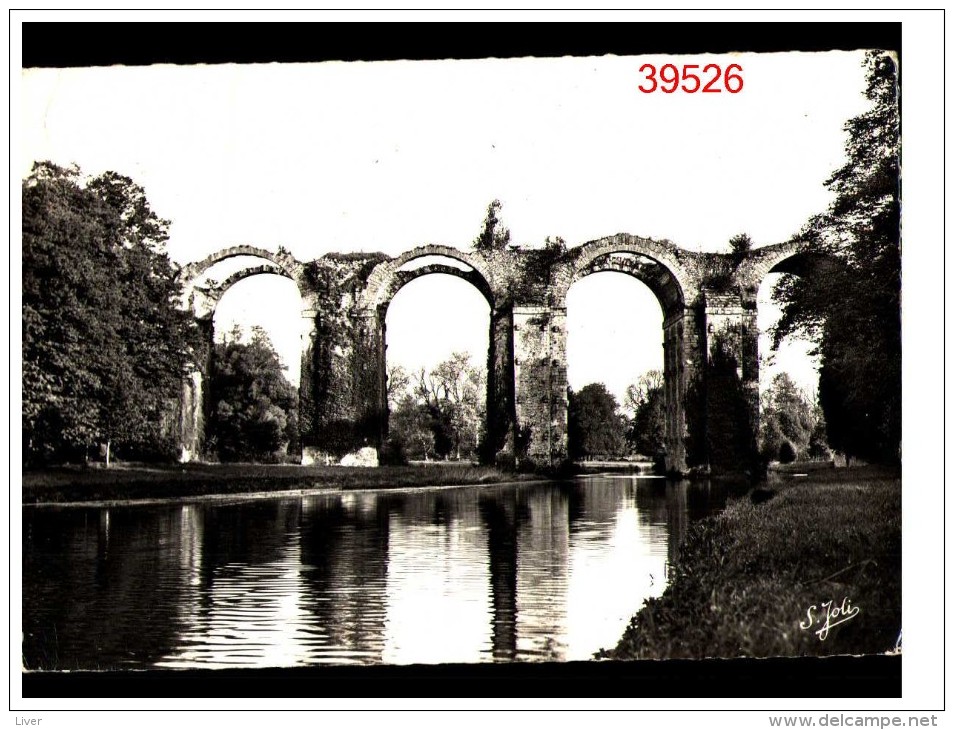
(22, 474), (727, 670)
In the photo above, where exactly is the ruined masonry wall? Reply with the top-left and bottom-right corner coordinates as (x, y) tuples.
(513, 306), (568, 466)
(179, 238), (805, 472)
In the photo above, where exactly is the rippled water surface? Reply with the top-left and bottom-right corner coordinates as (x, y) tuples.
(22, 476), (726, 669)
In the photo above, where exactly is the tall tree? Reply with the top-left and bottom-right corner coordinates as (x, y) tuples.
(625, 370), (666, 458)
(568, 383), (627, 460)
(389, 395), (436, 461)
(386, 352), (486, 461)
(407, 352), (485, 460)
(473, 199), (511, 252)
(413, 365), (455, 458)
(431, 352), (485, 460)
(386, 363), (411, 410)
(759, 373), (818, 462)
(209, 327), (299, 462)
(22, 162), (197, 465)
(771, 52), (900, 463)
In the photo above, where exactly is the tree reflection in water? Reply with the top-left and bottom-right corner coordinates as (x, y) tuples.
(22, 476), (726, 669)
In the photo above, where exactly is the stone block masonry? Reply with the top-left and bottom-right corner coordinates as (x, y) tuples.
(512, 306), (569, 467)
(177, 235), (812, 474)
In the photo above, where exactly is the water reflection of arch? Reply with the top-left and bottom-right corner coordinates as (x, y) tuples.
(297, 493), (391, 662)
(198, 500), (302, 573)
(478, 484), (572, 661)
(477, 491), (520, 661)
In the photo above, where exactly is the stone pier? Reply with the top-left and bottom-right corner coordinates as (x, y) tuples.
(176, 236), (813, 474)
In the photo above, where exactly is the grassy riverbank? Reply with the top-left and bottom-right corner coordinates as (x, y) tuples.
(605, 466), (901, 659)
(23, 462), (539, 505)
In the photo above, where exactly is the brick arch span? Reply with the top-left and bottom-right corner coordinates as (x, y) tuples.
(179, 246), (311, 319)
(204, 264), (296, 299)
(181, 245), (306, 288)
(379, 264), (495, 312)
(360, 245), (497, 312)
(545, 234), (698, 474)
(734, 239), (839, 293)
(553, 234), (696, 316)
(176, 250), (314, 463)
(357, 245), (507, 466)
(567, 253), (677, 318)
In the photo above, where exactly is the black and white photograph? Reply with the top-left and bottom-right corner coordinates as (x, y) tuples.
(11, 13), (944, 719)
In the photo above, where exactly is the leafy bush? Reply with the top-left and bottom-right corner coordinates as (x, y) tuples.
(209, 327), (299, 462)
(379, 436), (408, 466)
(778, 441), (797, 464)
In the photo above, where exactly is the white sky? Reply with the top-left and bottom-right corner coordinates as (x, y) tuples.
(21, 52), (870, 400)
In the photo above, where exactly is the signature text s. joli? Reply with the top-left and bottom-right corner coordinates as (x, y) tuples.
(800, 597), (860, 641)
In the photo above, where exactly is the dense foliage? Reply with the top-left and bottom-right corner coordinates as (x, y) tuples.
(759, 373), (828, 463)
(387, 353), (486, 461)
(568, 383), (627, 460)
(208, 327), (299, 462)
(771, 52), (900, 464)
(625, 370), (666, 459)
(729, 232), (753, 266)
(22, 162), (197, 465)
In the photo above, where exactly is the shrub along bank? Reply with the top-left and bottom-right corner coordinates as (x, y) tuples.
(605, 466), (901, 659)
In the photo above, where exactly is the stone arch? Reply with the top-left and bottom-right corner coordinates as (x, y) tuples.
(175, 246), (312, 463)
(734, 240), (841, 369)
(360, 244), (497, 312)
(379, 264), (495, 314)
(205, 264), (291, 298)
(735, 240), (839, 297)
(179, 247), (312, 319)
(358, 245), (502, 463)
(553, 234), (695, 316)
(565, 252), (677, 319)
(180, 244), (305, 284)
(552, 234), (698, 473)
(728, 241), (842, 471)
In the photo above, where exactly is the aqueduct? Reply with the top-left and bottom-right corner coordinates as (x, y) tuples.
(177, 235), (814, 474)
